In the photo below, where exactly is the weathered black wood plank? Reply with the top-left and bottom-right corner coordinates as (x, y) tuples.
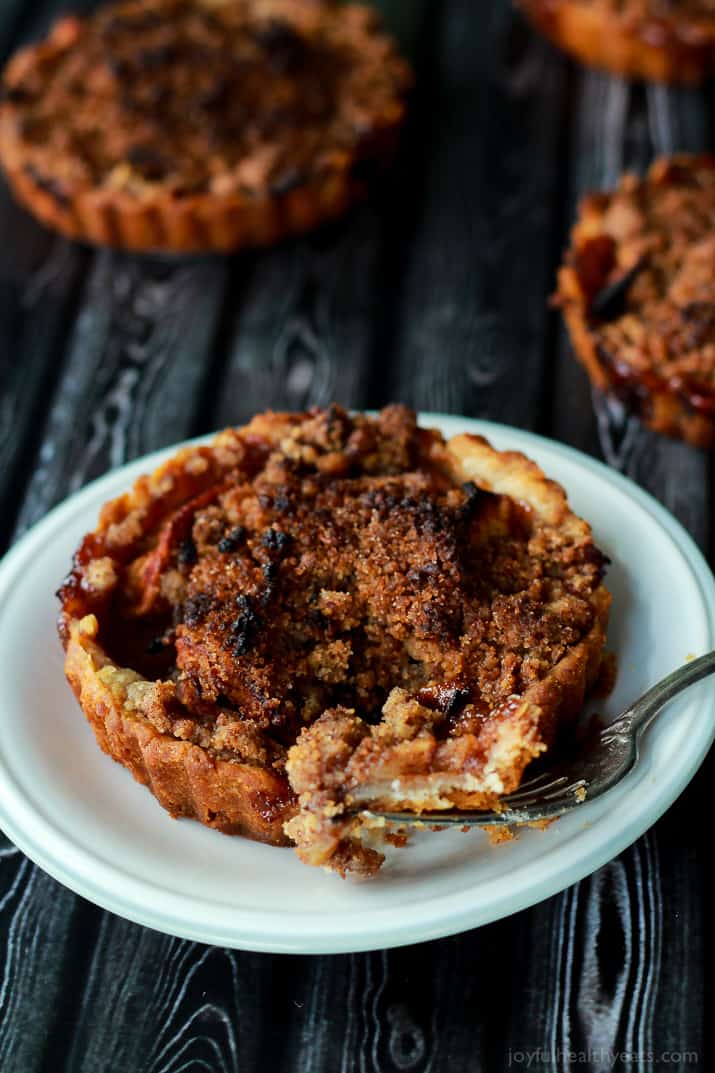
(212, 205), (384, 429)
(0, 847), (91, 1073)
(63, 921), (293, 1073)
(14, 252), (228, 535)
(0, 212), (86, 546)
(383, 0), (565, 425)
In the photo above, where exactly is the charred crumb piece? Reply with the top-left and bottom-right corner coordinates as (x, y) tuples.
(231, 629), (252, 658)
(317, 403), (354, 452)
(252, 18), (307, 73)
(410, 496), (449, 537)
(135, 44), (178, 70)
(183, 592), (214, 628)
(262, 561), (278, 582)
(325, 402), (349, 431)
(258, 490), (293, 514)
(680, 301), (715, 349)
(126, 145), (168, 181)
(195, 77), (230, 112)
(589, 256), (647, 322)
(259, 563), (278, 607)
(406, 561), (441, 585)
(107, 56), (131, 80)
(362, 487), (401, 518)
(177, 536), (198, 567)
(218, 526), (246, 553)
(262, 528), (292, 556)
(228, 595), (260, 658)
(0, 85), (31, 105)
(171, 179), (209, 198)
(101, 10), (164, 37)
(146, 633), (174, 655)
(581, 543), (611, 581)
(273, 492), (293, 514)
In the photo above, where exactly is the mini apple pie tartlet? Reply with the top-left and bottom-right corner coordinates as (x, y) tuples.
(0, 0), (411, 252)
(518, 0), (715, 84)
(58, 406), (611, 876)
(557, 154), (715, 448)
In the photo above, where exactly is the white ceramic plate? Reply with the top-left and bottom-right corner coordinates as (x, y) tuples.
(0, 415), (714, 954)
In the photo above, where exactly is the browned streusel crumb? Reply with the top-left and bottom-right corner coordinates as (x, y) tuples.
(484, 826), (516, 845)
(59, 405), (612, 876)
(0, 0), (411, 251)
(556, 155), (715, 448)
(518, 0), (715, 83)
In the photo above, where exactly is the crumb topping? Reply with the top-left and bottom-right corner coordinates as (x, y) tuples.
(62, 406), (607, 761)
(1, 0), (411, 200)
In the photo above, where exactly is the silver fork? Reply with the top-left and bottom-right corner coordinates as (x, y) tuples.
(360, 651), (715, 828)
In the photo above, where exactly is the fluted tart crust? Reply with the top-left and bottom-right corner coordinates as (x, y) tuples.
(556, 154), (715, 448)
(519, 0), (715, 84)
(0, 0), (411, 252)
(58, 406), (611, 876)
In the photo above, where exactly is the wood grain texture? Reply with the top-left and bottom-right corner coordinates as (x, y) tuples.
(212, 206), (384, 429)
(13, 252), (228, 536)
(63, 919), (286, 1073)
(0, 0), (710, 1070)
(384, 0), (565, 425)
(0, 848), (88, 1073)
(0, 210), (85, 547)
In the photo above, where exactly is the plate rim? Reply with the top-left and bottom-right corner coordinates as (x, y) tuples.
(0, 414), (713, 953)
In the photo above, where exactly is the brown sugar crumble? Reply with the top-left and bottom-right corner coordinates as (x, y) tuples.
(556, 155), (715, 448)
(58, 405), (611, 877)
(0, 0), (411, 251)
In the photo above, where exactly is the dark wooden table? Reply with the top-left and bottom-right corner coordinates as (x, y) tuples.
(0, 2), (710, 1070)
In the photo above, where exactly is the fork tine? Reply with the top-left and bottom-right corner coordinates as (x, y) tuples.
(504, 774), (570, 801)
(536, 778), (587, 802)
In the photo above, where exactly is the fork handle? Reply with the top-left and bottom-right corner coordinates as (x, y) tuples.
(619, 650), (715, 734)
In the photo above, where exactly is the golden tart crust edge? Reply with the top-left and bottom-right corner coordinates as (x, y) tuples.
(518, 0), (715, 84)
(0, 8), (409, 253)
(58, 415), (611, 872)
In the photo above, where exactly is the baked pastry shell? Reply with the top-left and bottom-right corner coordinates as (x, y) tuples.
(0, 12), (408, 253)
(59, 416), (611, 852)
(556, 156), (715, 449)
